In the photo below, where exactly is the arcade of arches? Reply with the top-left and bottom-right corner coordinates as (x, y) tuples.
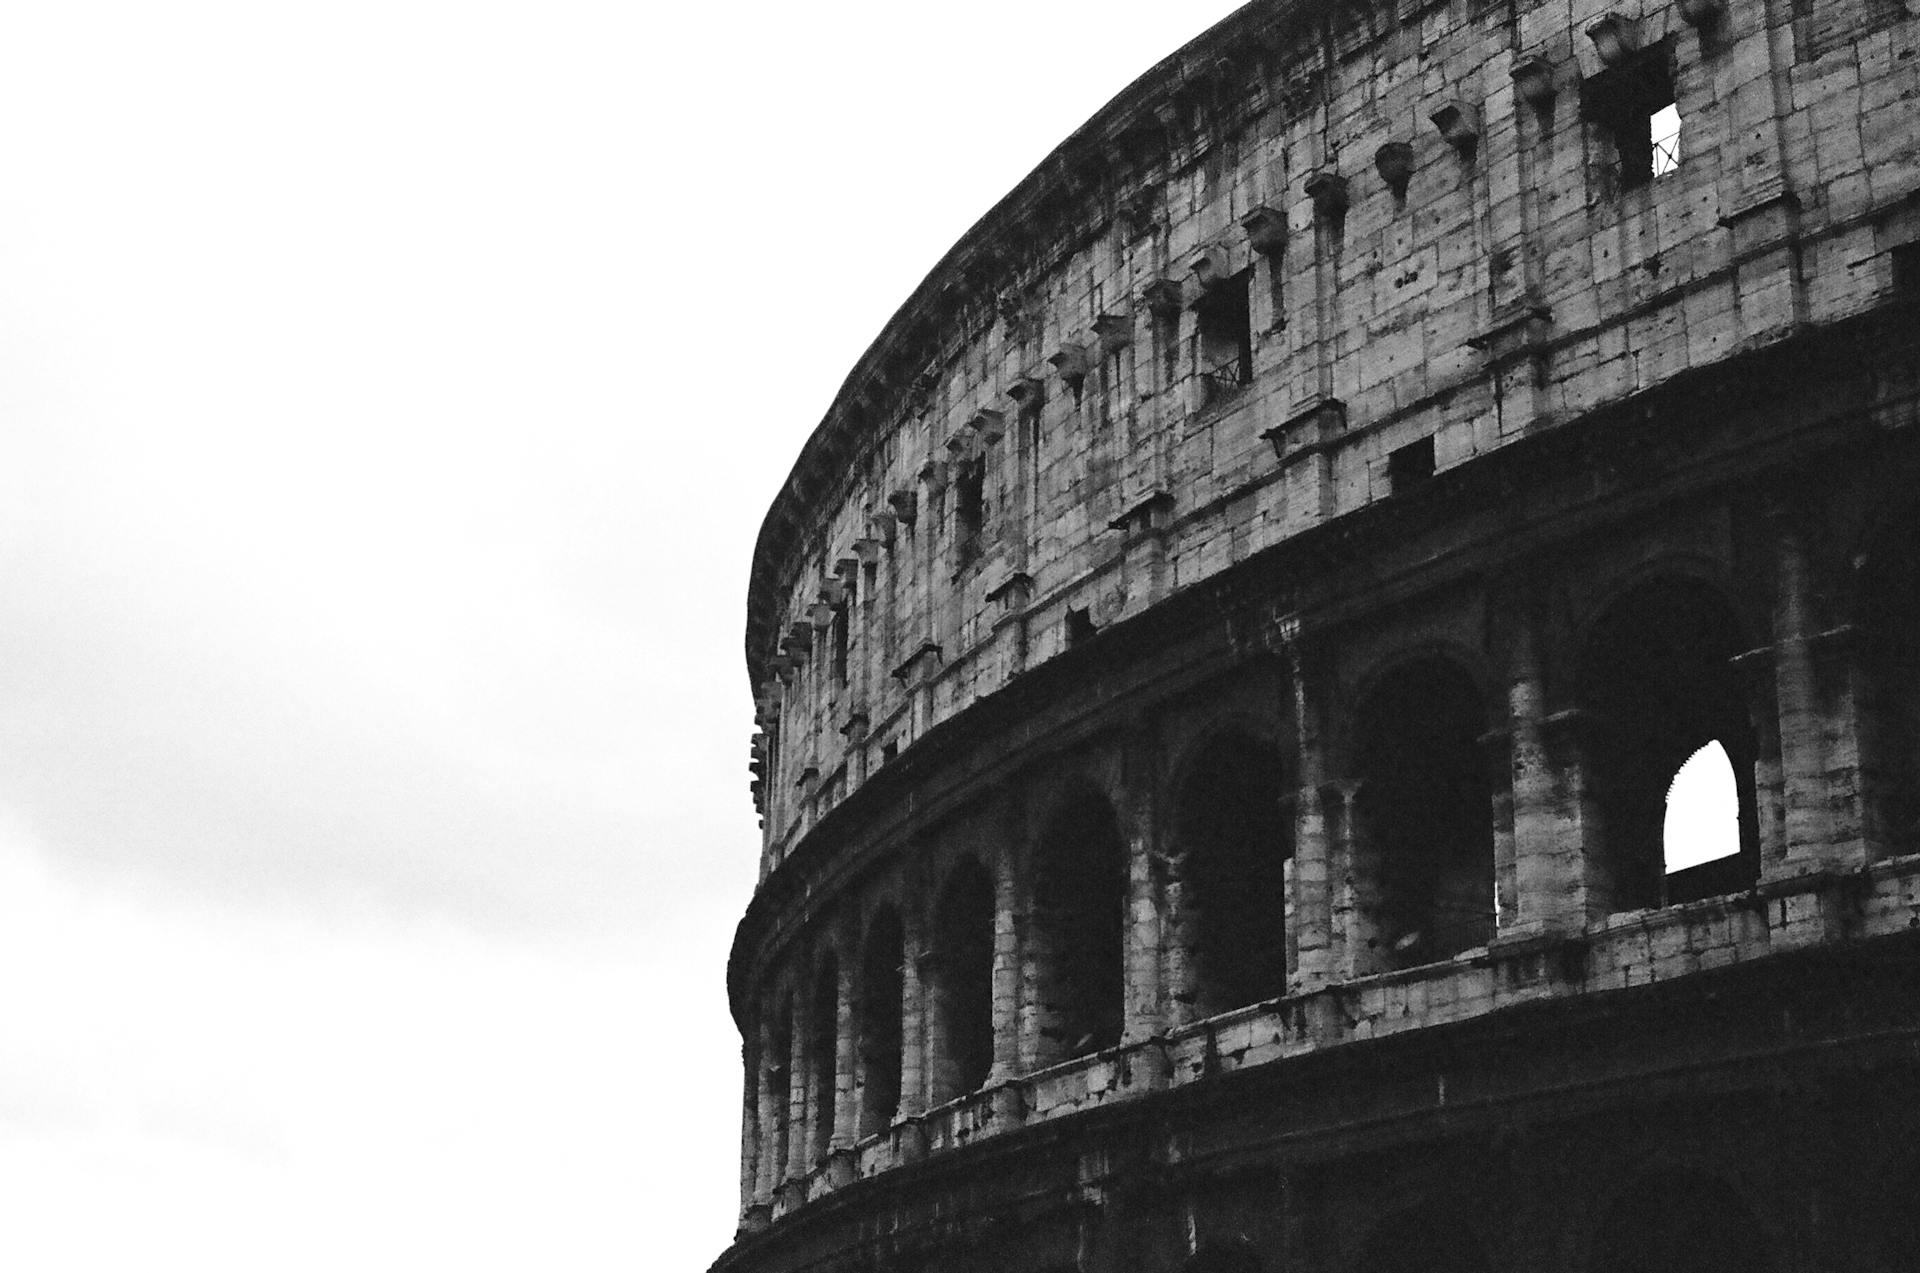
(742, 496), (1920, 1198)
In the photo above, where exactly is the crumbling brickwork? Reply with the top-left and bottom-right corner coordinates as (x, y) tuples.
(722, 0), (1920, 1268)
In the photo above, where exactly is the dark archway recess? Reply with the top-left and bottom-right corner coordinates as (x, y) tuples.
(1031, 789), (1127, 1065)
(928, 858), (996, 1104)
(1580, 579), (1759, 910)
(1354, 659), (1497, 967)
(855, 908), (904, 1137)
(1589, 1172), (1775, 1273)
(1859, 502), (1920, 854)
(805, 953), (839, 1163)
(764, 992), (793, 1180)
(1359, 1204), (1491, 1273)
(1176, 730), (1291, 1016)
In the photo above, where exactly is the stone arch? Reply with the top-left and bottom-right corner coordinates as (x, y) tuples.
(763, 984), (795, 1182)
(1029, 782), (1128, 1065)
(926, 855), (996, 1104)
(854, 905), (905, 1137)
(1349, 656), (1498, 969)
(1586, 1169), (1776, 1273)
(1854, 496), (1920, 854)
(804, 948), (841, 1163)
(1578, 576), (1759, 911)
(1356, 1202), (1491, 1273)
(1169, 723), (1292, 1017)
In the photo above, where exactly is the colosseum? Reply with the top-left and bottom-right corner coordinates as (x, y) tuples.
(718, 0), (1920, 1267)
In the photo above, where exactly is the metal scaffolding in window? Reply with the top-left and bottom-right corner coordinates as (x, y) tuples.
(1651, 103), (1681, 177)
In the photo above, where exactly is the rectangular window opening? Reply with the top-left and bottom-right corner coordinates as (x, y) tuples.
(1388, 436), (1436, 495)
(954, 457), (987, 570)
(1196, 269), (1254, 404)
(1583, 41), (1678, 191)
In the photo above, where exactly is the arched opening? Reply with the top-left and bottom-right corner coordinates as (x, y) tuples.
(1662, 741), (1742, 871)
(1581, 579), (1758, 910)
(1359, 1204), (1491, 1273)
(1030, 788), (1127, 1065)
(804, 953), (839, 1163)
(1589, 1171), (1774, 1273)
(1174, 728), (1291, 1016)
(1859, 503), (1920, 854)
(1353, 659), (1497, 968)
(928, 857), (996, 1104)
(854, 908), (904, 1137)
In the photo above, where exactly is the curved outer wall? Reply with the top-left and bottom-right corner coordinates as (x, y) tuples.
(725, 0), (1920, 1269)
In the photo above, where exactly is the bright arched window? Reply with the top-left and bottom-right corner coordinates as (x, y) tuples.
(1663, 740), (1741, 872)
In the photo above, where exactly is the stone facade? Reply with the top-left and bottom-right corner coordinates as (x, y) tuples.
(721, 0), (1920, 1268)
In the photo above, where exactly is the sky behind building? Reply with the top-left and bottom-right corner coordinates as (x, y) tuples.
(0, 4), (1251, 1268)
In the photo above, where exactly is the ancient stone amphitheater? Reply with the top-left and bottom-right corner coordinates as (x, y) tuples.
(719, 0), (1920, 1268)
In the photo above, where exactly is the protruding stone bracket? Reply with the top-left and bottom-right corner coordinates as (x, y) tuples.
(1119, 187), (1160, 239)
(1511, 55), (1557, 112)
(1304, 170), (1349, 226)
(795, 763), (819, 792)
(1048, 343), (1092, 394)
(1240, 205), (1288, 256)
(1143, 278), (1185, 319)
(1375, 142), (1415, 200)
(871, 507), (901, 543)
(807, 600), (836, 629)
(1678, 0), (1725, 31)
(838, 710), (869, 742)
(891, 639), (944, 686)
(945, 425), (981, 461)
(985, 570), (1035, 615)
(852, 537), (884, 565)
(786, 620), (818, 650)
(1107, 490), (1175, 539)
(1430, 100), (1481, 157)
(919, 459), (950, 492)
(1092, 312), (1134, 351)
(1261, 395), (1348, 461)
(969, 408), (1007, 444)
(1007, 374), (1046, 420)
(1467, 301), (1554, 382)
(1585, 13), (1641, 66)
(1187, 242), (1243, 300)
(833, 557), (860, 587)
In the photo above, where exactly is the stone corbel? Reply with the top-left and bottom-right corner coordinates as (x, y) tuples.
(1007, 374), (1046, 418)
(1092, 312), (1133, 352)
(795, 764), (819, 792)
(1142, 278), (1185, 319)
(1678, 0), (1725, 30)
(1048, 343), (1092, 394)
(891, 639), (943, 686)
(839, 710), (869, 742)
(1107, 490), (1175, 538)
(833, 557), (860, 587)
(1304, 170), (1350, 234)
(887, 490), (918, 527)
(985, 570), (1034, 616)
(945, 425), (981, 461)
(1430, 100), (1480, 157)
(1585, 13), (1640, 67)
(1261, 394), (1348, 461)
(1375, 142), (1415, 199)
(1511, 55), (1557, 112)
(806, 600), (836, 629)
(1119, 187), (1160, 239)
(785, 621), (816, 651)
(1467, 300), (1554, 382)
(969, 408), (1006, 444)
(1240, 205), (1287, 257)
(919, 459), (949, 492)
(1187, 241), (1242, 298)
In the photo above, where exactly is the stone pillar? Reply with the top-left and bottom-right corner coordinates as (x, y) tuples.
(1161, 858), (1200, 1029)
(988, 807), (1025, 1083)
(898, 903), (929, 1121)
(1289, 650), (1335, 992)
(1121, 724), (1165, 1044)
(1507, 611), (1599, 930)
(784, 988), (810, 1181)
(1771, 510), (1834, 876)
(738, 1033), (760, 1218)
(831, 943), (858, 1151)
(1329, 782), (1371, 981)
(753, 996), (784, 1204)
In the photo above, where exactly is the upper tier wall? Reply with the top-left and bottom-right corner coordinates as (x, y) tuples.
(745, 0), (1920, 872)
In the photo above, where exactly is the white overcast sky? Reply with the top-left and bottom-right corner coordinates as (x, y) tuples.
(0, 4), (1251, 1270)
